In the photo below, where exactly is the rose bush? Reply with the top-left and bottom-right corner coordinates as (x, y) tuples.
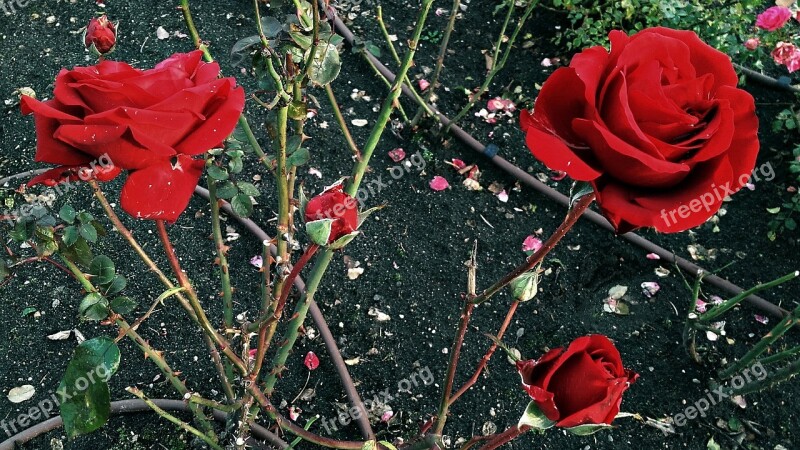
(21, 50), (245, 222)
(521, 27), (759, 233)
(517, 335), (638, 428)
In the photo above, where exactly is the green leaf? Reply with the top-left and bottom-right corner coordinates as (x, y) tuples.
(286, 135), (303, 155)
(766, 207), (781, 214)
(79, 293), (109, 321)
(707, 437), (721, 450)
(308, 43), (342, 86)
(565, 423), (615, 436)
(21, 307), (37, 317)
(207, 165), (229, 181)
(89, 256), (116, 285)
(237, 182), (260, 197)
(59, 337), (120, 438)
(260, 16), (283, 38)
(328, 231), (359, 250)
(230, 35), (262, 67)
(109, 296), (137, 315)
(62, 238), (93, 267)
(785, 218), (797, 231)
(79, 223), (98, 243)
(59, 204), (77, 224)
(287, 148), (310, 167)
(518, 401), (556, 430)
(305, 219), (334, 246)
(360, 441), (377, 450)
(77, 212), (95, 223)
(215, 181), (239, 200)
(357, 205), (385, 229)
(63, 226), (80, 246)
(378, 442), (397, 450)
(104, 275), (127, 296)
(228, 155), (244, 174)
(0, 258), (9, 280)
(288, 100), (308, 121)
(231, 193), (254, 218)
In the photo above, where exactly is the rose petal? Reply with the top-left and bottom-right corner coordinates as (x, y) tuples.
(429, 176), (449, 191)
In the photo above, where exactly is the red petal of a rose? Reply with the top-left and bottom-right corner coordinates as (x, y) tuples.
(388, 148), (406, 162)
(119, 155), (204, 221)
(429, 176), (449, 191)
(304, 351), (320, 371)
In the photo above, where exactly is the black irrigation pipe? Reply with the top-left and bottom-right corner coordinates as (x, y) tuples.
(325, 8), (792, 319)
(734, 63), (800, 95)
(0, 399), (288, 450)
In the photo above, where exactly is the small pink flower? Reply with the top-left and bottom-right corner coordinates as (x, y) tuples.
(429, 176), (450, 191)
(756, 6), (792, 31)
(388, 148), (406, 162)
(304, 351), (320, 370)
(744, 38), (760, 51)
(418, 79), (430, 91)
(522, 235), (543, 254)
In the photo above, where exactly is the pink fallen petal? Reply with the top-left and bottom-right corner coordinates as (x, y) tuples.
(289, 406), (301, 421)
(500, 99), (516, 112)
(550, 170), (567, 181)
(754, 314), (769, 325)
(467, 165), (479, 180)
(522, 235), (543, 254)
(248, 349), (257, 359)
(487, 97), (505, 112)
(250, 255), (263, 269)
(388, 148), (406, 162)
(541, 58), (552, 67)
(451, 159), (466, 169)
(304, 351), (320, 370)
(641, 281), (660, 298)
(646, 253), (661, 260)
(418, 79), (430, 91)
(695, 299), (708, 313)
(709, 295), (724, 305)
(381, 410), (394, 423)
(429, 176), (450, 191)
(496, 189), (509, 203)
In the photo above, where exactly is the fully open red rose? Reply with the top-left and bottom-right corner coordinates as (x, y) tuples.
(521, 28), (758, 233)
(304, 183), (358, 244)
(21, 50), (245, 221)
(517, 335), (638, 428)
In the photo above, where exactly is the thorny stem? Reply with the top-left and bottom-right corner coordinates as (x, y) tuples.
(127, 387), (225, 450)
(699, 271), (799, 323)
(325, 83), (363, 161)
(433, 241), (477, 436)
(376, 5), (401, 66)
(179, 0), (213, 62)
(87, 181), (235, 399)
(471, 192), (595, 305)
(449, 300), (520, 404)
(477, 425), (530, 450)
(263, 0), (435, 396)
(253, 0), (291, 102)
(446, 0), (537, 132)
(252, 241), (274, 378)
(58, 255), (218, 439)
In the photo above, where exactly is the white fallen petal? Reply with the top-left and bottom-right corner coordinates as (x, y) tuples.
(156, 26), (170, 40)
(47, 330), (72, 340)
(8, 385), (35, 403)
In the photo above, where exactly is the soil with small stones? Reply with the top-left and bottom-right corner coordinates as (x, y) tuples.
(0, 1), (798, 450)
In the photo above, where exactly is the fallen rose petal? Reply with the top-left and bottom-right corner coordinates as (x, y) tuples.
(418, 79), (430, 91)
(646, 253), (661, 260)
(487, 97), (506, 112)
(156, 26), (170, 40)
(522, 235), (543, 254)
(288, 406), (301, 421)
(550, 170), (567, 181)
(308, 167), (323, 178)
(304, 351), (320, 370)
(754, 314), (769, 325)
(541, 58), (552, 67)
(388, 148), (406, 162)
(8, 385), (35, 404)
(429, 176), (449, 191)
(695, 299), (708, 313)
(641, 281), (660, 298)
(249, 255), (263, 269)
(451, 159), (466, 169)
(497, 189), (509, 203)
(381, 410), (394, 422)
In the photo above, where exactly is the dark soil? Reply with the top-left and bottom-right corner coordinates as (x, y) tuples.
(0, 1), (797, 450)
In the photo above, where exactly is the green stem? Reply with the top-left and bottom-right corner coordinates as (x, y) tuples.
(446, 0), (537, 132)
(699, 271), (798, 323)
(324, 83), (363, 161)
(759, 345), (800, 366)
(719, 300), (800, 379)
(179, 0), (213, 62)
(272, 105), (291, 302)
(376, 5), (401, 66)
(683, 274), (704, 363)
(725, 357), (800, 397)
(127, 387), (225, 450)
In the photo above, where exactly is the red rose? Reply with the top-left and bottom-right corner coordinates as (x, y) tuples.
(755, 6), (792, 31)
(521, 28), (758, 233)
(304, 183), (358, 244)
(517, 335), (638, 428)
(84, 15), (117, 55)
(21, 51), (245, 222)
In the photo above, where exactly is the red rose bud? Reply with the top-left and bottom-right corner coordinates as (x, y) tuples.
(517, 335), (638, 429)
(304, 183), (358, 246)
(85, 15), (117, 55)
